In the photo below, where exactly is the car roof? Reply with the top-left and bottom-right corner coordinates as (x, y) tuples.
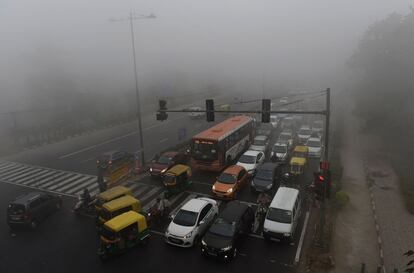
(181, 197), (209, 213)
(223, 165), (244, 175)
(162, 151), (178, 157)
(220, 201), (249, 222)
(12, 192), (44, 204)
(103, 195), (140, 211)
(270, 187), (299, 211)
(294, 145), (308, 152)
(243, 150), (262, 156)
(254, 135), (267, 140)
(274, 141), (287, 146)
(257, 162), (277, 171)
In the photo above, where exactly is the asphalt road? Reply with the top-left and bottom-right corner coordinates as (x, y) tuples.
(0, 96), (321, 273)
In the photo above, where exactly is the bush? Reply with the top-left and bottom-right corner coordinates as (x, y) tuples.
(335, 191), (349, 208)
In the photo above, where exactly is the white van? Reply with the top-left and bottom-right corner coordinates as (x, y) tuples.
(263, 186), (301, 242)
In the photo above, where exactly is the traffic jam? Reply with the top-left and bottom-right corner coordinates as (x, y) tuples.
(6, 97), (326, 263)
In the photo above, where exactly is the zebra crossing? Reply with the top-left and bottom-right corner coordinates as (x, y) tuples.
(0, 160), (190, 211)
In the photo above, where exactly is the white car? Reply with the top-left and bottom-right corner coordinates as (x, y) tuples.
(236, 150), (265, 175)
(270, 115), (279, 129)
(188, 106), (205, 119)
(306, 137), (323, 158)
(297, 126), (312, 143)
(165, 197), (218, 248)
(278, 131), (294, 146)
(271, 142), (289, 162)
(312, 120), (324, 136)
(249, 135), (269, 153)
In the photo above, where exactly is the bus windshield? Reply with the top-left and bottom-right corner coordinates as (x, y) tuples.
(192, 141), (218, 161)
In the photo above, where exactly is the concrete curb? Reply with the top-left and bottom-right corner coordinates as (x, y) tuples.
(364, 161), (386, 273)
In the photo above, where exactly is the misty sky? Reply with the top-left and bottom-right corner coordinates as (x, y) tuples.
(0, 0), (412, 111)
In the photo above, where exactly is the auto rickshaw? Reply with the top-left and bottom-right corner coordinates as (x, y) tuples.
(97, 195), (141, 227)
(289, 145), (308, 175)
(163, 164), (192, 198)
(95, 186), (133, 213)
(98, 211), (149, 260)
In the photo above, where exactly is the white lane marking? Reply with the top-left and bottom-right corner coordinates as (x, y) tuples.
(149, 230), (164, 236)
(0, 179), (76, 198)
(294, 211), (310, 265)
(58, 131), (137, 159)
(159, 138), (169, 143)
(58, 115), (188, 160)
(67, 177), (97, 194)
(140, 187), (162, 203)
(58, 176), (93, 192)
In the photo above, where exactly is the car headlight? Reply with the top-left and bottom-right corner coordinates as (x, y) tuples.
(161, 168), (167, 173)
(266, 183), (273, 189)
(283, 233), (291, 237)
(149, 167), (153, 172)
(212, 185), (216, 191)
(184, 231), (193, 239)
(201, 239), (207, 246)
(247, 169), (254, 174)
(227, 188), (233, 193)
(221, 245), (232, 251)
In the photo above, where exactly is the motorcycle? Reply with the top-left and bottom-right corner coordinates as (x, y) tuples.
(253, 202), (268, 234)
(146, 199), (170, 227)
(73, 195), (96, 216)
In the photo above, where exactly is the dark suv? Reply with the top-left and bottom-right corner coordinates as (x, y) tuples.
(201, 201), (254, 260)
(7, 192), (62, 229)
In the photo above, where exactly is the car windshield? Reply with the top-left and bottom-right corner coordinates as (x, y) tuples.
(253, 139), (266, 146)
(208, 218), (235, 237)
(239, 155), (256, 164)
(299, 129), (312, 135)
(218, 173), (237, 184)
(257, 129), (269, 135)
(192, 141), (218, 161)
(173, 209), (198, 227)
(157, 156), (172, 165)
(164, 175), (176, 184)
(273, 145), (286, 153)
(307, 140), (321, 147)
(255, 169), (273, 180)
(266, 208), (292, 224)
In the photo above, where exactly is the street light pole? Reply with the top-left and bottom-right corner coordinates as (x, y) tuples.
(128, 12), (145, 168)
(110, 12), (155, 169)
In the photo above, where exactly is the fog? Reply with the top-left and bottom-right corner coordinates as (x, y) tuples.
(0, 0), (411, 135)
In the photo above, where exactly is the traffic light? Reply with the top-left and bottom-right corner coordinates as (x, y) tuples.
(261, 99), (271, 123)
(206, 99), (214, 122)
(156, 99), (168, 121)
(313, 172), (326, 202)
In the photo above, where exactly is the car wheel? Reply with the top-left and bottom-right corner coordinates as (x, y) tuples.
(30, 219), (37, 229)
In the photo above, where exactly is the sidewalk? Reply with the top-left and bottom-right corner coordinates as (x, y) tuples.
(331, 113), (380, 273)
(332, 106), (414, 273)
(363, 135), (414, 272)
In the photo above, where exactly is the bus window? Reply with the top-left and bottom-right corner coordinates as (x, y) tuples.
(192, 142), (218, 161)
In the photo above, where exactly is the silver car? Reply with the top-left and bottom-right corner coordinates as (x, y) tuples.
(249, 135), (269, 153)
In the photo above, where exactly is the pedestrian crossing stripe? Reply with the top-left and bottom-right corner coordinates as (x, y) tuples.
(0, 160), (187, 210)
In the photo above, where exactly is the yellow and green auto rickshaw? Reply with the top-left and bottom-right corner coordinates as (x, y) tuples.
(98, 211), (150, 260)
(163, 164), (192, 197)
(97, 195), (141, 227)
(95, 186), (133, 213)
(289, 146), (309, 175)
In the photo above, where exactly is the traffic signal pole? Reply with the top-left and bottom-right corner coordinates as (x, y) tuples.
(318, 87), (331, 247)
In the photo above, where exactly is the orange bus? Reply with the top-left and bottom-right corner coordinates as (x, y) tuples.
(191, 116), (255, 172)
